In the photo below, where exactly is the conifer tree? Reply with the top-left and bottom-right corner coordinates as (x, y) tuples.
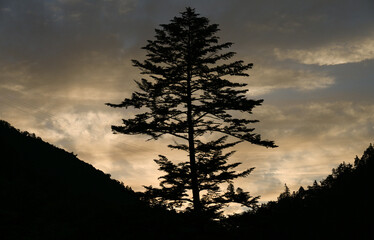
(106, 7), (276, 217)
(278, 184), (291, 200)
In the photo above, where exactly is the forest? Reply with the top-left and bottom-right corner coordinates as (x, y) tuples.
(0, 119), (222, 239)
(1, 119), (373, 239)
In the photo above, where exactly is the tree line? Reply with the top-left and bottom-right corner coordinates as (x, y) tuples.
(224, 144), (374, 239)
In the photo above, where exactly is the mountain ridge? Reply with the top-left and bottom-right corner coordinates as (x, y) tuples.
(2, 119), (373, 239)
(0, 119), (216, 239)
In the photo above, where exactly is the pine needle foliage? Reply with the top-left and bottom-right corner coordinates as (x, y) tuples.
(106, 7), (276, 218)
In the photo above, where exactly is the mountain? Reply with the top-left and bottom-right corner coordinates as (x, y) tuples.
(0, 120), (217, 240)
(225, 144), (374, 239)
(3, 118), (373, 239)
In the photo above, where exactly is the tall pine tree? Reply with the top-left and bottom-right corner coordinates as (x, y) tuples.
(107, 7), (277, 217)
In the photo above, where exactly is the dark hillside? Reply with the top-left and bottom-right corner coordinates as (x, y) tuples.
(0, 120), (213, 239)
(225, 144), (374, 239)
(4, 118), (372, 239)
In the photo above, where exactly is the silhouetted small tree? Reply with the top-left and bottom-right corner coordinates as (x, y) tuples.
(278, 184), (291, 200)
(107, 7), (276, 217)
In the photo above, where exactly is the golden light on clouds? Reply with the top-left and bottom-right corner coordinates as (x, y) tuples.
(248, 67), (335, 96)
(274, 36), (374, 65)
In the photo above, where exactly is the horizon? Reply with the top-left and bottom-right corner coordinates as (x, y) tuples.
(1, 0), (374, 214)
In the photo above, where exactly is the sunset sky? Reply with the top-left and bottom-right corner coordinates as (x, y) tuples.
(1, 0), (374, 211)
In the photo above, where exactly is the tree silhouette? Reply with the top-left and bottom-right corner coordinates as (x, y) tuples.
(225, 143), (374, 239)
(142, 136), (261, 218)
(277, 184), (291, 200)
(106, 7), (276, 216)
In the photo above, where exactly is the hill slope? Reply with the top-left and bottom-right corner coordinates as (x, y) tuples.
(226, 144), (374, 239)
(4, 119), (372, 239)
(0, 120), (205, 239)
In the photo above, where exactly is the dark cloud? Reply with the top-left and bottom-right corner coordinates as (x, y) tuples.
(0, 0), (138, 90)
(1, 0), (373, 93)
(213, 0), (374, 49)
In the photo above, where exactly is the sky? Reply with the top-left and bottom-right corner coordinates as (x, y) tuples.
(1, 0), (374, 213)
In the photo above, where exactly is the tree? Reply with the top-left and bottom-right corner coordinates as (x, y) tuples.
(142, 136), (261, 218)
(106, 7), (277, 216)
(278, 184), (291, 200)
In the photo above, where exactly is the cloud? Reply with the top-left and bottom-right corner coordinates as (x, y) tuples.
(274, 37), (374, 65)
(0, 0), (139, 88)
(22, 107), (187, 190)
(213, 0), (374, 50)
(1, 0), (374, 205)
(252, 101), (374, 150)
(8, 107), (164, 190)
(246, 66), (335, 95)
(226, 100), (374, 201)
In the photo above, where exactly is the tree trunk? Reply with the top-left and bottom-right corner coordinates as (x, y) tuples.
(186, 17), (201, 214)
(186, 58), (201, 214)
